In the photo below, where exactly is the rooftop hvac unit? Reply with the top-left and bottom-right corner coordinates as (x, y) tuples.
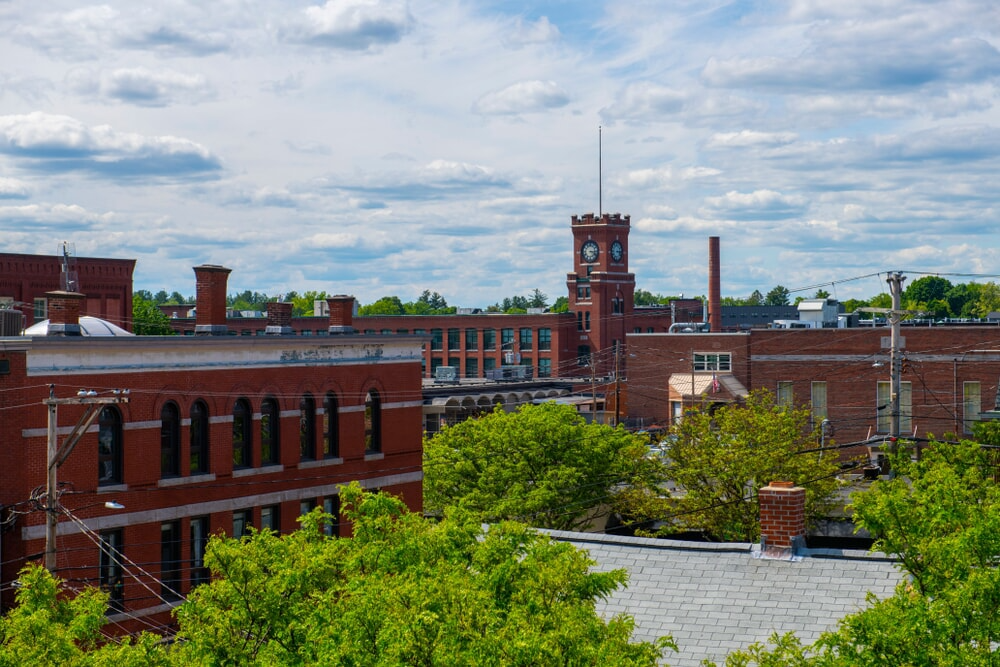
(0, 309), (25, 336)
(435, 366), (459, 384)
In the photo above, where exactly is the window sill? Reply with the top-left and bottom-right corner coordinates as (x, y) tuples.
(97, 483), (128, 493)
(364, 452), (385, 461)
(299, 457), (344, 469)
(158, 474), (215, 488)
(233, 464), (283, 478)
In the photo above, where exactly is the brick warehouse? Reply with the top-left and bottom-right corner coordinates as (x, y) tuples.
(0, 266), (424, 633)
(626, 325), (1000, 457)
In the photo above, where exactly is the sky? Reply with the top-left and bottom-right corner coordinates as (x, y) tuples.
(2, 0), (1000, 307)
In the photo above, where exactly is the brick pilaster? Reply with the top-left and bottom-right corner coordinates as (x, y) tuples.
(759, 481), (806, 554)
(327, 295), (355, 334)
(193, 265), (231, 336)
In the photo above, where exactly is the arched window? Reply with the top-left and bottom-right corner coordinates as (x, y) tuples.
(300, 394), (316, 461)
(160, 402), (180, 478)
(232, 398), (252, 468)
(190, 400), (210, 474)
(98, 406), (123, 485)
(323, 392), (339, 458)
(261, 397), (280, 465)
(364, 389), (381, 454)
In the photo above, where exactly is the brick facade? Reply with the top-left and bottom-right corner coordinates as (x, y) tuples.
(758, 481), (806, 551)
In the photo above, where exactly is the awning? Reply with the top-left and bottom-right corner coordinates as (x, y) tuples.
(668, 372), (748, 401)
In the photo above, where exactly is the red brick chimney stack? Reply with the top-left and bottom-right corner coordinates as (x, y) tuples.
(759, 481), (806, 557)
(193, 264), (231, 336)
(326, 295), (355, 334)
(265, 301), (294, 335)
(708, 236), (721, 333)
(44, 290), (85, 336)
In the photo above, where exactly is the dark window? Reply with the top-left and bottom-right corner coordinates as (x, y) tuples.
(300, 394), (316, 461)
(465, 328), (478, 350)
(190, 400), (210, 474)
(233, 510), (252, 539)
(431, 357), (443, 374)
(538, 328), (551, 351)
(501, 328), (514, 349)
(447, 328), (460, 349)
(448, 357), (460, 369)
(577, 312), (584, 331)
(584, 312), (591, 331)
(466, 358), (479, 378)
(430, 328), (443, 350)
(323, 496), (340, 537)
(99, 529), (124, 613)
(578, 345), (591, 366)
(160, 402), (180, 478)
(190, 516), (210, 588)
(98, 407), (123, 485)
(261, 398), (280, 465)
(538, 358), (551, 377)
(484, 357), (496, 372)
(397, 328), (409, 334)
(161, 522), (182, 602)
(519, 327), (533, 351)
(261, 505), (280, 533)
(483, 329), (496, 350)
(365, 389), (381, 454)
(232, 398), (252, 469)
(323, 392), (339, 458)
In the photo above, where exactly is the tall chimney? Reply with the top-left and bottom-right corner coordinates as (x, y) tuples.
(326, 295), (355, 335)
(45, 290), (85, 336)
(708, 236), (721, 333)
(759, 481), (806, 558)
(193, 264), (231, 336)
(265, 301), (294, 335)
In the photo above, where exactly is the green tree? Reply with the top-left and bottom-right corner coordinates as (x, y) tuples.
(528, 288), (548, 309)
(359, 295), (406, 316)
(424, 403), (662, 531)
(746, 290), (764, 306)
(651, 390), (841, 542)
(970, 281), (1000, 318)
(132, 294), (176, 335)
(633, 289), (665, 306)
(903, 275), (952, 305)
(550, 295), (570, 313)
(764, 286), (790, 306)
(814, 289), (830, 299)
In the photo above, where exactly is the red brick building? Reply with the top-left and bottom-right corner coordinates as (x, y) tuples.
(0, 267), (424, 632)
(0, 251), (135, 330)
(627, 326), (1000, 455)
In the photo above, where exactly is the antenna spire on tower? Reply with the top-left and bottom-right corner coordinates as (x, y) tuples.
(598, 125), (603, 218)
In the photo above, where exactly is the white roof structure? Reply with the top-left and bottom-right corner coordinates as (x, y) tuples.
(24, 316), (134, 337)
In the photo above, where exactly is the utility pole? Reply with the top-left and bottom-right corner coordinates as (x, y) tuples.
(43, 385), (129, 571)
(887, 272), (905, 448)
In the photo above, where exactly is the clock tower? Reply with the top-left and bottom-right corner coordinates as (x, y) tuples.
(566, 213), (635, 376)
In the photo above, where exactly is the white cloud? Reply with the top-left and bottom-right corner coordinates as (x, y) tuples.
(0, 177), (30, 199)
(502, 16), (560, 48)
(67, 67), (214, 107)
(600, 82), (687, 122)
(701, 190), (808, 220)
(283, 0), (413, 51)
(472, 81), (570, 115)
(706, 130), (798, 149)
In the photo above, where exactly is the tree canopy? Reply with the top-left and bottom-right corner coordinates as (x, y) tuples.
(423, 403), (663, 531)
(131, 294), (176, 335)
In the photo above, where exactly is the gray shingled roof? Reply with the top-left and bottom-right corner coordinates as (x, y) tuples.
(545, 531), (902, 667)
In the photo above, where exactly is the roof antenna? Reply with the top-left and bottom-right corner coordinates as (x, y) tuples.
(598, 125), (602, 218)
(59, 241), (78, 292)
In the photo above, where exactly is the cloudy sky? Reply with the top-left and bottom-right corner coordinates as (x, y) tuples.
(2, 0), (1000, 306)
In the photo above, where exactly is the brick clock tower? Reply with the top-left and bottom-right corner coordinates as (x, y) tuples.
(566, 213), (635, 376)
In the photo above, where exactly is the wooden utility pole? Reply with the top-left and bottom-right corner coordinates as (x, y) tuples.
(43, 386), (129, 571)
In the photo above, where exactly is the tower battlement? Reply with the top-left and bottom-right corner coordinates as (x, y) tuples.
(572, 213), (630, 227)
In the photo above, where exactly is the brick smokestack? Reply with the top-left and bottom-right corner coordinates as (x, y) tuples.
(265, 301), (294, 335)
(193, 264), (231, 336)
(327, 295), (355, 335)
(708, 236), (721, 333)
(45, 290), (85, 336)
(759, 481), (806, 557)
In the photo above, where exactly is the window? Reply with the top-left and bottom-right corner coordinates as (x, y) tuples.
(694, 353), (732, 372)
(299, 500), (313, 518)
(447, 328), (460, 349)
(431, 329), (443, 351)
(776, 381), (794, 408)
(538, 358), (551, 377)
(261, 505), (280, 533)
(483, 329), (496, 350)
(448, 357), (460, 370)
(232, 398), (252, 468)
(811, 382), (827, 424)
(578, 345), (591, 366)
(519, 328), (533, 351)
(964, 382), (981, 434)
(323, 392), (339, 458)
(300, 394), (316, 461)
(577, 312), (584, 331)
(538, 328), (551, 351)
(98, 406), (123, 485)
(430, 357), (443, 374)
(161, 522), (182, 602)
(577, 286), (590, 300)
(100, 530), (124, 613)
(233, 510), (252, 539)
(365, 389), (381, 454)
(465, 358), (479, 378)
(584, 312), (591, 331)
(876, 381), (912, 433)
(380, 329), (392, 335)
(190, 516), (210, 588)
(261, 397), (280, 465)
(160, 402), (180, 478)
(323, 496), (340, 537)
(483, 357), (496, 372)
(501, 328), (514, 350)
(190, 400), (210, 474)
(465, 328), (478, 350)
(33, 297), (47, 320)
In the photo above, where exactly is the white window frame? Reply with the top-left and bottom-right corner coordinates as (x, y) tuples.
(693, 352), (732, 372)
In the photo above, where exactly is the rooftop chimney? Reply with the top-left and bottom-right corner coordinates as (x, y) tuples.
(265, 301), (294, 335)
(758, 481), (806, 558)
(45, 290), (86, 336)
(708, 236), (721, 333)
(193, 264), (231, 336)
(326, 295), (355, 335)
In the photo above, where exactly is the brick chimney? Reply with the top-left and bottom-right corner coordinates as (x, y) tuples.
(326, 295), (355, 335)
(193, 264), (231, 336)
(265, 301), (294, 335)
(45, 290), (86, 336)
(758, 481), (806, 558)
(708, 236), (721, 333)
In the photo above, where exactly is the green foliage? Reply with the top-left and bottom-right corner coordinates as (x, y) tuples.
(228, 289), (271, 312)
(764, 286), (790, 306)
(424, 403), (663, 531)
(747, 289), (764, 306)
(970, 281), (1000, 318)
(132, 294), (176, 335)
(903, 275), (952, 304)
(359, 295), (407, 316)
(283, 290), (329, 317)
(652, 390), (841, 542)
(550, 295), (570, 313)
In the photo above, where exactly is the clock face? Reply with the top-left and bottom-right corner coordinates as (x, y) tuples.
(581, 240), (599, 263)
(610, 240), (624, 262)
